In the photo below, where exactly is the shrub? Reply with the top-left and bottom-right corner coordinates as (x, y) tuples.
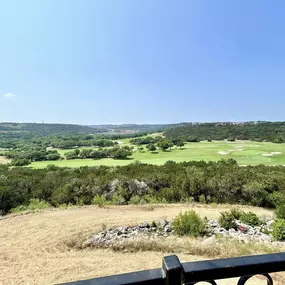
(172, 210), (206, 237)
(129, 195), (142, 204)
(240, 211), (262, 226)
(92, 195), (106, 207)
(199, 195), (206, 204)
(27, 199), (51, 210)
(275, 204), (285, 219)
(111, 193), (125, 205)
(10, 205), (27, 213)
(218, 208), (244, 230)
(10, 199), (51, 213)
(218, 211), (235, 230)
(272, 219), (285, 241)
(229, 208), (244, 220)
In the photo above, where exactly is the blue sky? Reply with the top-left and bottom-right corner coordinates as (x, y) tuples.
(1, 0), (285, 124)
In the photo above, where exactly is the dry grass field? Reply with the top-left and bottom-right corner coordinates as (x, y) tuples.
(0, 156), (10, 164)
(0, 204), (283, 285)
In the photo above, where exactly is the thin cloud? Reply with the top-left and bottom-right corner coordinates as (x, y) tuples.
(3, 93), (15, 98)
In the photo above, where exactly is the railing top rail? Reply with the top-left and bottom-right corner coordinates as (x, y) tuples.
(60, 252), (285, 285)
(183, 252), (285, 283)
(61, 268), (164, 285)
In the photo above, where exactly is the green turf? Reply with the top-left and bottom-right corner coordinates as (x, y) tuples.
(29, 140), (285, 169)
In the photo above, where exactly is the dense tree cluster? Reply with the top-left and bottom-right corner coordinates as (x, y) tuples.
(130, 136), (161, 145)
(2, 159), (285, 214)
(164, 122), (285, 143)
(6, 147), (61, 166)
(130, 136), (185, 151)
(64, 146), (133, 160)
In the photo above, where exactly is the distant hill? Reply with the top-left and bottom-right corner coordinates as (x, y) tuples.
(0, 122), (181, 138)
(0, 122), (104, 136)
(164, 121), (285, 143)
(88, 124), (178, 134)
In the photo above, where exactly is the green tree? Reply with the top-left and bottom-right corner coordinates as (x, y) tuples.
(147, 143), (157, 152)
(177, 140), (185, 148)
(157, 140), (173, 151)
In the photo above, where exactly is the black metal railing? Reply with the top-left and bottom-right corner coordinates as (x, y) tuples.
(61, 252), (285, 285)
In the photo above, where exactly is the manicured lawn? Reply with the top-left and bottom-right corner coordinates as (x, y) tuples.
(30, 140), (285, 168)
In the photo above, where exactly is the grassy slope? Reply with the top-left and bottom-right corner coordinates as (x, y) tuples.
(30, 140), (285, 168)
(0, 204), (279, 285)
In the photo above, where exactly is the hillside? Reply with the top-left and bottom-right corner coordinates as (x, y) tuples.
(0, 122), (104, 136)
(0, 204), (278, 285)
(88, 124), (176, 133)
(164, 121), (285, 143)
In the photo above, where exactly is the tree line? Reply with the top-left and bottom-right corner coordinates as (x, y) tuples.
(164, 122), (285, 143)
(1, 159), (285, 214)
(64, 146), (133, 160)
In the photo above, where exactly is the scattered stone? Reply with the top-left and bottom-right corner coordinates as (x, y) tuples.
(83, 218), (279, 248)
(202, 236), (216, 245)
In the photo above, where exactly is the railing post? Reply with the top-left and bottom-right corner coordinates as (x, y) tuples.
(162, 255), (183, 285)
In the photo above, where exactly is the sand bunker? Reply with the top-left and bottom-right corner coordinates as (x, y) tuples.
(217, 151), (229, 155)
(262, 152), (281, 157)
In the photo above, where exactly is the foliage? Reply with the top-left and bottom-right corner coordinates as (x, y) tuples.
(65, 146), (133, 160)
(11, 158), (31, 166)
(275, 203), (285, 219)
(199, 195), (206, 204)
(270, 193), (285, 219)
(172, 210), (206, 237)
(218, 211), (236, 230)
(239, 211), (262, 226)
(92, 195), (107, 207)
(164, 121), (285, 142)
(129, 195), (144, 204)
(229, 208), (244, 220)
(157, 140), (173, 151)
(2, 159), (285, 214)
(147, 143), (157, 152)
(111, 193), (126, 205)
(272, 219), (285, 241)
(10, 199), (51, 213)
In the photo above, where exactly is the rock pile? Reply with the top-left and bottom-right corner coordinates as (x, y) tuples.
(83, 218), (277, 248)
(83, 220), (172, 247)
(206, 219), (273, 243)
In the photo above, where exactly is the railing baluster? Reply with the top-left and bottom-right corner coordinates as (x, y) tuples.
(162, 255), (183, 285)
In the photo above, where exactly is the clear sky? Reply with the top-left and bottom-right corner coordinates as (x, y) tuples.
(1, 0), (285, 124)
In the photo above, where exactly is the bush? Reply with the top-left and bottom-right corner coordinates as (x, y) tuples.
(199, 195), (206, 204)
(229, 208), (244, 220)
(272, 219), (285, 241)
(92, 195), (106, 207)
(172, 210), (206, 237)
(10, 199), (51, 213)
(218, 211), (235, 230)
(111, 193), (125, 205)
(218, 208), (244, 230)
(27, 199), (51, 210)
(240, 211), (262, 226)
(129, 195), (144, 204)
(275, 204), (285, 219)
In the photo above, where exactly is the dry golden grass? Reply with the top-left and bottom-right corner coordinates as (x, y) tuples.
(0, 156), (9, 164)
(0, 203), (282, 285)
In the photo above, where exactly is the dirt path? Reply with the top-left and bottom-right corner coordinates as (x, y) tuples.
(0, 204), (276, 284)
